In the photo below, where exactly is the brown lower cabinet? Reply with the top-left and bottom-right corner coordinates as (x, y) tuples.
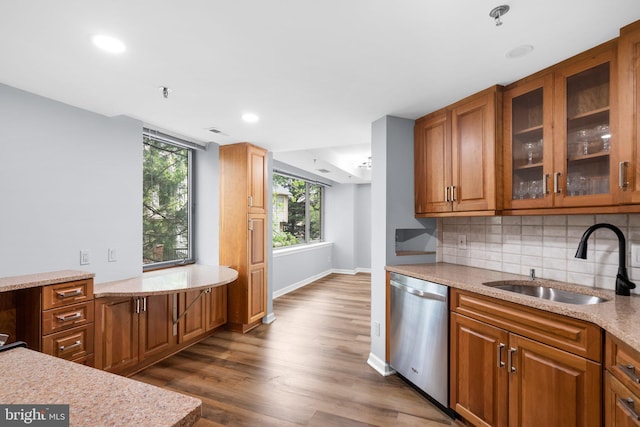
(450, 289), (602, 427)
(94, 286), (227, 376)
(605, 333), (640, 426)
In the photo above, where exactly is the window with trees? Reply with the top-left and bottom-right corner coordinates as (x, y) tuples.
(273, 173), (323, 248)
(143, 131), (193, 267)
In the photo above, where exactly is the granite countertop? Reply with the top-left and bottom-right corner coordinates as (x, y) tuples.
(0, 270), (94, 293)
(0, 347), (201, 426)
(94, 264), (238, 297)
(386, 263), (640, 353)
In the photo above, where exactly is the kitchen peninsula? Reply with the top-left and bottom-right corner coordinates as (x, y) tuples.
(0, 264), (238, 426)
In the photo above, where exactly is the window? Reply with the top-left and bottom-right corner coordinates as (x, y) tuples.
(143, 130), (194, 268)
(273, 173), (323, 248)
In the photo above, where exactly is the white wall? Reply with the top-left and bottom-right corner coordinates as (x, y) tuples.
(369, 115), (437, 375)
(0, 83), (220, 284)
(355, 184), (372, 270)
(325, 184), (356, 272)
(272, 242), (333, 297)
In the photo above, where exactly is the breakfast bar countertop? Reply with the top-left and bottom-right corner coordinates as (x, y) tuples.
(0, 347), (201, 427)
(94, 264), (238, 297)
(0, 270), (94, 293)
(386, 262), (640, 354)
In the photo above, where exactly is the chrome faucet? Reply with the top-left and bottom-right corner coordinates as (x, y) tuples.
(575, 223), (636, 296)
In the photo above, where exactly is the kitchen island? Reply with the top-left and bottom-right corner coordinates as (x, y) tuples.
(0, 346), (201, 426)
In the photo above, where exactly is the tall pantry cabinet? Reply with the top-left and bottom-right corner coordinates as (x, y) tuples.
(219, 142), (268, 333)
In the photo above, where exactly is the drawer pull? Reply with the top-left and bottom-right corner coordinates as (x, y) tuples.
(56, 312), (82, 322)
(619, 397), (640, 420)
(59, 340), (81, 352)
(508, 347), (517, 373)
(497, 343), (505, 368)
(620, 364), (640, 383)
(56, 289), (82, 299)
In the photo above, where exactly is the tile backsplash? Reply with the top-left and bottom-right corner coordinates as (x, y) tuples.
(436, 214), (640, 293)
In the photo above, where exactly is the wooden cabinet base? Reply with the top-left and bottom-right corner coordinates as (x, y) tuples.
(226, 318), (262, 334)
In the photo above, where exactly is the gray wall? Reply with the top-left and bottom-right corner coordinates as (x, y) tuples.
(355, 184), (372, 270)
(369, 115), (436, 375)
(272, 242), (333, 297)
(0, 83), (220, 284)
(325, 184), (356, 271)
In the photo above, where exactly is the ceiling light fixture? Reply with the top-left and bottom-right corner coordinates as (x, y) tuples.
(489, 5), (510, 26)
(159, 86), (171, 99)
(242, 113), (259, 123)
(358, 157), (372, 169)
(92, 34), (126, 54)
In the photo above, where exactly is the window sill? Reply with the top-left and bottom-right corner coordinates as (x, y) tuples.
(273, 241), (333, 257)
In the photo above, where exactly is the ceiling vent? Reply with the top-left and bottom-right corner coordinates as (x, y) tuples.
(207, 127), (223, 134)
(316, 168), (331, 174)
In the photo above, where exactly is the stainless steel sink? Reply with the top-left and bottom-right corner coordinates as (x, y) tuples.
(484, 282), (609, 305)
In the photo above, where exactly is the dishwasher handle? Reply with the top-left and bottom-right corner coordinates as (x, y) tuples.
(390, 280), (447, 302)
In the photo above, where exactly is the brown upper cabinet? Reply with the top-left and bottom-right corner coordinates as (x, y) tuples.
(504, 42), (619, 211)
(415, 86), (503, 217)
(618, 20), (640, 204)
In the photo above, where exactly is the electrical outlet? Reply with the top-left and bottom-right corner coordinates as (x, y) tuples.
(108, 248), (117, 262)
(80, 250), (90, 265)
(632, 243), (640, 268)
(457, 234), (467, 249)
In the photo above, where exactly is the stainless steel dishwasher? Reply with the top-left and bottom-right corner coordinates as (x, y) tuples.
(389, 272), (449, 410)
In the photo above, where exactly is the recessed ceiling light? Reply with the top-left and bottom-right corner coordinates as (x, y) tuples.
(242, 113), (259, 123)
(92, 34), (126, 54)
(506, 44), (534, 59)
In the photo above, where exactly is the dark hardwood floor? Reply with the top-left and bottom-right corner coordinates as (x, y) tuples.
(132, 273), (454, 426)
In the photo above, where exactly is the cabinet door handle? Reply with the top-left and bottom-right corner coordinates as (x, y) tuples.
(543, 173), (550, 195)
(553, 172), (561, 194)
(248, 219), (254, 231)
(508, 347), (517, 373)
(56, 312), (82, 322)
(59, 340), (81, 352)
(445, 186), (450, 202)
(619, 397), (640, 420)
(135, 298), (141, 314)
(248, 195), (253, 207)
(56, 289), (82, 299)
(620, 161), (630, 189)
(452, 186), (457, 202)
(497, 343), (505, 368)
(142, 297), (147, 312)
(620, 364), (640, 383)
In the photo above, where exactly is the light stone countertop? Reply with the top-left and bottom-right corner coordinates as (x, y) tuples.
(0, 270), (94, 293)
(386, 263), (640, 353)
(94, 264), (238, 297)
(0, 347), (201, 426)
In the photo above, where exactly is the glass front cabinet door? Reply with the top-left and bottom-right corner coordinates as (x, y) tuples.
(504, 75), (554, 209)
(505, 44), (618, 210)
(553, 47), (618, 208)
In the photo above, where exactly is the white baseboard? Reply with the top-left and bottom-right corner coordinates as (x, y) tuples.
(367, 352), (396, 376)
(272, 270), (333, 299)
(263, 312), (276, 324)
(331, 267), (372, 275)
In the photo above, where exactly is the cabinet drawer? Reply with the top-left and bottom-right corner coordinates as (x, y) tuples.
(605, 372), (640, 426)
(42, 324), (94, 360)
(43, 279), (93, 310)
(451, 289), (602, 362)
(607, 333), (640, 397)
(42, 301), (94, 335)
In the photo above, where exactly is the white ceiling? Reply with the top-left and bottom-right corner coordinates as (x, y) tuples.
(2, 1), (640, 183)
